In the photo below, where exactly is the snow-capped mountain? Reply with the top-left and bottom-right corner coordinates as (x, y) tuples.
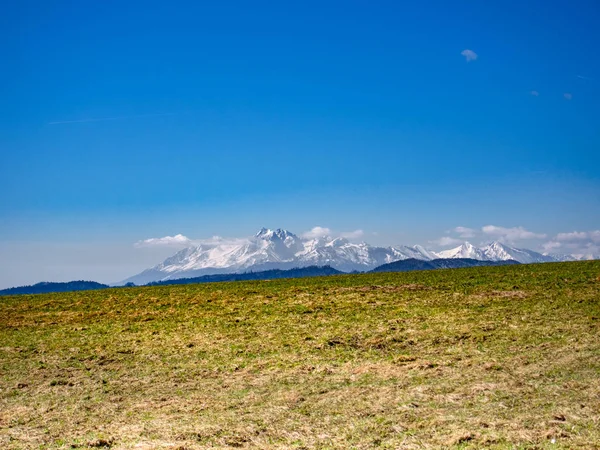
(122, 228), (438, 285)
(121, 229), (585, 285)
(436, 242), (487, 260)
(439, 241), (557, 264)
(482, 241), (556, 264)
(548, 252), (600, 262)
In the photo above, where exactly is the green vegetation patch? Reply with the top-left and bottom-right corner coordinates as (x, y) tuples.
(1, 262), (599, 449)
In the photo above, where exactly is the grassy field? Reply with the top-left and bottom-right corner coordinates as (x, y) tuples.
(1, 262), (599, 449)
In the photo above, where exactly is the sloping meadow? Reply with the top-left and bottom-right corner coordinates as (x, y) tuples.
(1, 261), (599, 449)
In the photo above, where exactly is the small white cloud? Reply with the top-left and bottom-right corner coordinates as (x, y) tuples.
(576, 75), (592, 80)
(302, 226), (332, 239)
(432, 236), (463, 247)
(482, 225), (546, 243)
(454, 226), (476, 238)
(302, 226), (365, 241)
(556, 231), (588, 242)
(461, 49), (478, 62)
(564, 93), (573, 100)
(530, 90), (540, 96)
(340, 229), (364, 240)
(135, 234), (191, 248)
(541, 241), (562, 252)
(135, 233), (251, 249)
(196, 235), (241, 245)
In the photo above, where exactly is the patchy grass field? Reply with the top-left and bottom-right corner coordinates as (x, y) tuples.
(1, 262), (599, 449)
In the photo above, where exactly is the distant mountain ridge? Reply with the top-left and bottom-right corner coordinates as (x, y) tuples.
(0, 266), (344, 296)
(146, 265), (344, 286)
(0, 281), (109, 296)
(121, 228), (584, 285)
(371, 258), (520, 273)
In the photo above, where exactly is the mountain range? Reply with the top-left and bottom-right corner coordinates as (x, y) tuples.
(121, 228), (584, 285)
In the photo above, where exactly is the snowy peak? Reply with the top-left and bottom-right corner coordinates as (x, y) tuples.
(255, 228), (299, 241)
(436, 242), (486, 260)
(409, 245), (441, 261)
(387, 245), (438, 261)
(255, 227), (270, 237)
(481, 241), (556, 264)
(482, 241), (514, 261)
(326, 237), (350, 248)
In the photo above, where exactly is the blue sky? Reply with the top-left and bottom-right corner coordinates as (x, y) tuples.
(1, 0), (599, 287)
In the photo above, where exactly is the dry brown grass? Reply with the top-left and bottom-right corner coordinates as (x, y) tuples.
(1, 261), (599, 449)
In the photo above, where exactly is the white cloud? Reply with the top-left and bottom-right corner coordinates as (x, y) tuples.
(134, 234), (191, 248)
(576, 75), (592, 80)
(530, 90), (540, 96)
(302, 226), (333, 239)
(542, 230), (600, 257)
(432, 236), (463, 247)
(195, 236), (249, 246)
(555, 231), (591, 242)
(302, 226), (365, 241)
(549, 230), (599, 244)
(541, 241), (562, 252)
(461, 49), (478, 62)
(340, 229), (364, 240)
(482, 225), (547, 243)
(564, 93), (573, 100)
(454, 226), (476, 238)
(135, 233), (250, 249)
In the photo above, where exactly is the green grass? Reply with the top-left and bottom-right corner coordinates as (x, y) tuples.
(1, 261), (599, 449)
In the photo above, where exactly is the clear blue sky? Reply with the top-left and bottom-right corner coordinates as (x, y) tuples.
(1, 0), (599, 287)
